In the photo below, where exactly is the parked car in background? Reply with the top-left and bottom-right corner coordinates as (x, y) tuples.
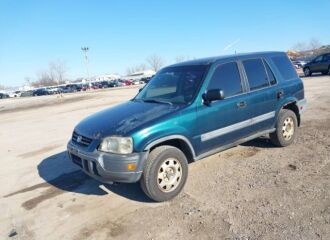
(66, 84), (82, 92)
(0, 92), (9, 99)
(132, 79), (141, 85)
(303, 53), (330, 76)
(108, 80), (119, 87)
(46, 87), (60, 94)
(292, 60), (307, 69)
(68, 51), (306, 202)
(117, 80), (126, 87)
(33, 88), (50, 96)
(20, 90), (34, 97)
(59, 86), (74, 93)
(80, 84), (89, 91)
(90, 82), (100, 89)
(141, 76), (153, 84)
(123, 80), (133, 86)
(98, 81), (109, 88)
(8, 91), (22, 97)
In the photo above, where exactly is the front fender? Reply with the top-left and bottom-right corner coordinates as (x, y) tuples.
(132, 122), (194, 153)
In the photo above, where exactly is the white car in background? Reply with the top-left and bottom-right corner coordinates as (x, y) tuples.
(132, 79), (141, 85)
(8, 91), (22, 98)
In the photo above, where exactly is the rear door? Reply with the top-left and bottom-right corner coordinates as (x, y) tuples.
(310, 55), (324, 72)
(320, 54), (330, 72)
(240, 58), (278, 132)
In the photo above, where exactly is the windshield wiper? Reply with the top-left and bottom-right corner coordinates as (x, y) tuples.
(140, 99), (173, 105)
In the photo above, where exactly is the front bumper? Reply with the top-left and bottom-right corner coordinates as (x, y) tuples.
(297, 98), (307, 115)
(67, 141), (148, 183)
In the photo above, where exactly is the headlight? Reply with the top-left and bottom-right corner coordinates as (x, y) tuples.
(99, 136), (133, 154)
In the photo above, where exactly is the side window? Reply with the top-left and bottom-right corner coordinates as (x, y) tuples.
(324, 54), (330, 61)
(264, 60), (277, 85)
(207, 62), (242, 98)
(314, 55), (323, 63)
(272, 55), (298, 80)
(243, 58), (269, 91)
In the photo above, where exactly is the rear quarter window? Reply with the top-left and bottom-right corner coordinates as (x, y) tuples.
(271, 55), (298, 80)
(242, 58), (269, 91)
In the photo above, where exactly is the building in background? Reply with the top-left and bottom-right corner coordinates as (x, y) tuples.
(122, 70), (155, 81)
(94, 74), (121, 82)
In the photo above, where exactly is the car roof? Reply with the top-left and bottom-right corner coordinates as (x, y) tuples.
(169, 51), (285, 67)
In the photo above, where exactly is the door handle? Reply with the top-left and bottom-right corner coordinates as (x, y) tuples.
(277, 90), (284, 99)
(236, 101), (247, 108)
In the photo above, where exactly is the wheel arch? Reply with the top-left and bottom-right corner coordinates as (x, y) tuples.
(280, 101), (301, 126)
(144, 135), (196, 163)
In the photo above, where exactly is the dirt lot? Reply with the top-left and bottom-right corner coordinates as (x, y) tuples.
(1, 76), (329, 240)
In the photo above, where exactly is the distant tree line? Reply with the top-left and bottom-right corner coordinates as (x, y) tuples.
(291, 38), (330, 57)
(20, 52), (198, 88)
(126, 54), (194, 75)
(30, 60), (68, 87)
(126, 54), (166, 75)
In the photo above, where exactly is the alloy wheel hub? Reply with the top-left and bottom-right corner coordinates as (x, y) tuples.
(282, 117), (294, 140)
(157, 158), (182, 192)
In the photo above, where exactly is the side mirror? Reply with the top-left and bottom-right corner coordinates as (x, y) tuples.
(202, 89), (224, 105)
(138, 88), (143, 92)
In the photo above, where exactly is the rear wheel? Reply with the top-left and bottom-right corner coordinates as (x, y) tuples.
(140, 145), (188, 202)
(270, 109), (298, 147)
(303, 67), (311, 77)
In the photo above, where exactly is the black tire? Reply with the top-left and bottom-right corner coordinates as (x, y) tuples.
(270, 109), (298, 147)
(303, 67), (311, 77)
(328, 66), (330, 75)
(140, 145), (188, 202)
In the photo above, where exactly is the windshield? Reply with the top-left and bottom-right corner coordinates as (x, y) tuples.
(135, 65), (208, 104)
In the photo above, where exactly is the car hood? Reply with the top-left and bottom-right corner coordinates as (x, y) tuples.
(74, 100), (183, 139)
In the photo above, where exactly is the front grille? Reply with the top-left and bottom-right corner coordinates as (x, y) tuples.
(70, 153), (100, 176)
(71, 154), (82, 167)
(72, 131), (93, 147)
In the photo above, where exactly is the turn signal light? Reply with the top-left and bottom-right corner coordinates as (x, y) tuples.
(127, 163), (136, 171)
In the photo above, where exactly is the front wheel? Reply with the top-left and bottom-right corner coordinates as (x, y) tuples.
(270, 109), (298, 147)
(303, 67), (311, 77)
(140, 145), (188, 202)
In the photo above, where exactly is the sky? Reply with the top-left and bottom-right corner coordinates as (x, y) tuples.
(0, 0), (329, 87)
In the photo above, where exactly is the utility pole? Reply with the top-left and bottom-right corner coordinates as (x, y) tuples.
(81, 47), (90, 85)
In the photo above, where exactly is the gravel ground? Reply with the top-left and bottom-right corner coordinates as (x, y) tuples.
(0, 76), (329, 240)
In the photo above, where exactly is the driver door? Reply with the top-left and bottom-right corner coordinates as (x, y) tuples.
(310, 55), (324, 72)
(196, 61), (253, 156)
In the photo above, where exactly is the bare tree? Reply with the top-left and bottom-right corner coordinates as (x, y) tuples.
(24, 77), (31, 86)
(126, 63), (148, 75)
(48, 60), (68, 84)
(32, 60), (68, 87)
(292, 38), (322, 52)
(0, 84), (5, 90)
(292, 42), (308, 52)
(175, 55), (192, 63)
(147, 54), (165, 72)
(32, 71), (53, 87)
(309, 38), (322, 50)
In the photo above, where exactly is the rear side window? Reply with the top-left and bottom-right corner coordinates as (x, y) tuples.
(207, 62), (242, 98)
(243, 58), (269, 91)
(272, 55), (298, 80)
(264, 60), (277, 85)
(314, 55), (323, 63)
(324, 54), (330, 61)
